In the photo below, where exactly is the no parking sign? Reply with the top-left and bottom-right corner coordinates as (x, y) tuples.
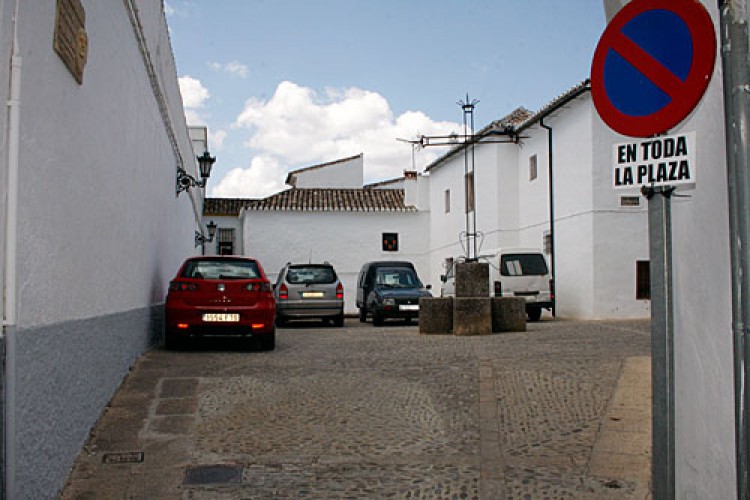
(591, 0), (716, 137)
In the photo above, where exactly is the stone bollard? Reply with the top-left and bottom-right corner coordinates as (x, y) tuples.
(455, 262), (489, 297)
(419, 297), (453, 334)
(453, 298), (492, 336)
(491, 297), (526, 332)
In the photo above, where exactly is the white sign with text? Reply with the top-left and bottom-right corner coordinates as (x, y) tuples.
(613, 132), (696, 190)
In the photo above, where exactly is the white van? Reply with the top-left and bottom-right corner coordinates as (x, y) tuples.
(440, 247), (553, 321)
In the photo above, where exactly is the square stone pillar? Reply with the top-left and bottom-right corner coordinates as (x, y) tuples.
(491, 297), (526, 332)
(419, 297), (453, 334)
(455, 262), (489, 298)
(453, 298), (492, 336)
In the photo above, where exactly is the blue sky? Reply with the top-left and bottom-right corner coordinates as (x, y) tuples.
(165, 1), (608, 198)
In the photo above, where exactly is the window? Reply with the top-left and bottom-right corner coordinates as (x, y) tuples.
(445, 189), (451, 213)
(500, 254), (549, 276)
(217, 227), (235, 255)
(529, 154), (538, 181)
(636, 261), (650, 300)
(465, 172), (475, 213)
(382, 233), (399, 252)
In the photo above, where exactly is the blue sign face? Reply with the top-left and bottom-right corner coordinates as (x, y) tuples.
(591, 0), (716, 137)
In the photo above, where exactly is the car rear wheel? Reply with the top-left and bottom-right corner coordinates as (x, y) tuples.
(359, 307), (367, 323)
(164, 329), (181, 350)
(527, 307), (542, 322)
(260, 329), (276, 351)
(333, 314), (345, 327)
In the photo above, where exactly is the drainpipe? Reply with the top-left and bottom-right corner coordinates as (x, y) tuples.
(718, 1), (750, 497)
(539, 118), (556, 316)
(3, 0), (22, 496)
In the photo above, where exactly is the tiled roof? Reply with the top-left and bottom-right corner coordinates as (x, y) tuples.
(203, 198), (258, 216)
(244, 188), (416, 212)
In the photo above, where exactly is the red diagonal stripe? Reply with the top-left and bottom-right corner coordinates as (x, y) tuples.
(610, 31), (686, 98)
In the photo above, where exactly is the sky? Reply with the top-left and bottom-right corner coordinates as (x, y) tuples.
(165, 1), (608, 199)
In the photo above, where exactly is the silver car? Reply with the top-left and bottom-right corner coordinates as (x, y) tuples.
(274, 263), (345, 327)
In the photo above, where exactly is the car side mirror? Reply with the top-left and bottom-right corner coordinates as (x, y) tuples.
(272, 284), (277, 290)
(426, 284), (432, 290)
(440, 275), (446, 282)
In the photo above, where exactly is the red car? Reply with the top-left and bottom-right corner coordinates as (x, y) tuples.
(165, 256), (276, 350)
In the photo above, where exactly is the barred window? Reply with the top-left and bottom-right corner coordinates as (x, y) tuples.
(217, 227), (235, 255)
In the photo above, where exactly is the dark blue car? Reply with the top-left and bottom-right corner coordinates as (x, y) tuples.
(363, 266), (432, 326)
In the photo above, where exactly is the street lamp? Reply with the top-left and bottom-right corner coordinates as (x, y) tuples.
(195, 220), (217, 248)
(177, 151), (216, 195)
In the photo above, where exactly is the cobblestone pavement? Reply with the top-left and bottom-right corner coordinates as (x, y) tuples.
(60, 318), (651, 499)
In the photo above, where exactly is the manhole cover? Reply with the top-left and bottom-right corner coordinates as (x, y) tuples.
(184, 464), (243, 485)
(102, 452), (144, 464)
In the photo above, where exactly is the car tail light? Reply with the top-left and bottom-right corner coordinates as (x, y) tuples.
(336, 282), (344, 299)
(279, 283), (288, 299)
(550, 279), (555, 300)
(494, 281), (502, 297)
(169, 281), (198, 292)
(245, 282), (272, 292)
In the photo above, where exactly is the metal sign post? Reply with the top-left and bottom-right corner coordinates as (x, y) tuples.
(643, 185), (676, 500)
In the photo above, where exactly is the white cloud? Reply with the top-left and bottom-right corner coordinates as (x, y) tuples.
(232, 81), (460, 187)
(209, 129), (227, 151)
(209, 61), (249, 78)
(179, 75), (210, 126)
(210, 155), (287, 198)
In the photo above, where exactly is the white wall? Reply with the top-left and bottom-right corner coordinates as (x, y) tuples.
(668, 2), (735, 495)
(243, 210), (431, 313)
(16, 1), (196, 328)
(204, 214), (244, 255)
(1, 2), (199, 497)
(293, 155), (364, 188)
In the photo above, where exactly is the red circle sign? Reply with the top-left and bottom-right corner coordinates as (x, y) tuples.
(591, 0), (716, 137)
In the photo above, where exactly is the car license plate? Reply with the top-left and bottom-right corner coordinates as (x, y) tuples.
(302, 292), (325, 298)
(202, 313), (239, 322)
(399, 304), (419, 311)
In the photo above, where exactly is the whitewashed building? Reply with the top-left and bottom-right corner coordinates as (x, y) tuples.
(215, 80), (650, 320)
(240, 164), (430, 311)
(0, 2), (202, 497)
(424, 82), (650, 319)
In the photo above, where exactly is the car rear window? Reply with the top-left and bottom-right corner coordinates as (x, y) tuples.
(286, 265), (337, 284)
(182, 259), (260, 280)
(500, 254), (549, 276)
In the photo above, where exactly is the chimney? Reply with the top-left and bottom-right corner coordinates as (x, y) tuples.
(404, 170), (418, 208)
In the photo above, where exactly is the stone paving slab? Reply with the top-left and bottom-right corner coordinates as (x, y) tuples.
(59, 318), (651, 499)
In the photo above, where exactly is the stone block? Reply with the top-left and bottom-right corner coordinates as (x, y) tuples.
(419, 297), (453, 334)
(491, 297), (526, 332)
(453, 297), (492, 336)
(455, 262), (489, 298)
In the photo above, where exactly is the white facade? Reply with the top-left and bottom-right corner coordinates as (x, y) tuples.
(425, 92), (649, 320)
(287, 153), (364, 188)
(0, 2), (200, 497)
(242, 210), (430, 313)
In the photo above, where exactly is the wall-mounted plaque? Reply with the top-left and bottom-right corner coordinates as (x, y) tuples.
(53, 0), (87, 84)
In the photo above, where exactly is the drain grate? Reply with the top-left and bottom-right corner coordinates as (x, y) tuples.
(102, 452), (144, 464)
(184, 464), (243, 485)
